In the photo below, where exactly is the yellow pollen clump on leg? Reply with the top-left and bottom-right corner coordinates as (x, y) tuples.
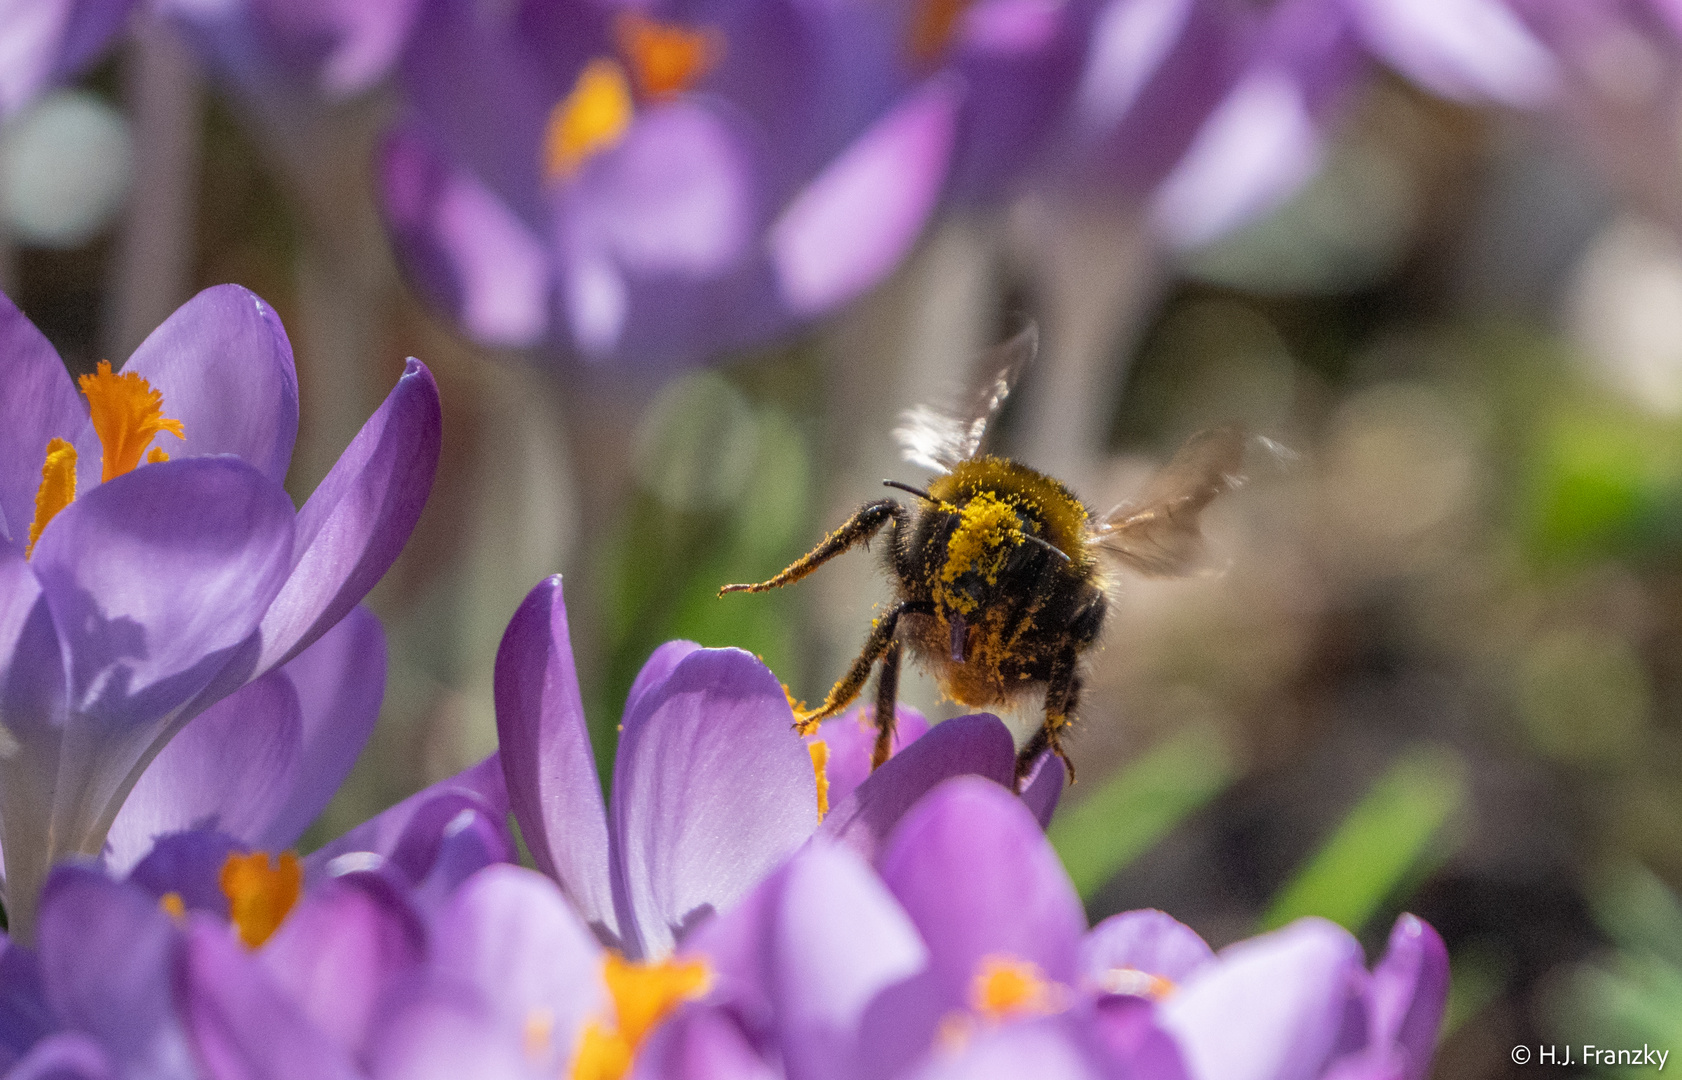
(79, 360), (185, 483)
(25, 439), (77, 559)
(968, 955), (1064, 1022)
(544, 59), (635, 182)
(570, 953), (711, 1080)
(808, 739), (830, 821)
(219, 851), (301, 948)
(615, 13), (720, 99)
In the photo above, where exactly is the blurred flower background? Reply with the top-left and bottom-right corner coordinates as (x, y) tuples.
(6, 0), (1682, 1072)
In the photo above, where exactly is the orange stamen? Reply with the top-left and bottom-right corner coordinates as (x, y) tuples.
(570, 953), (710, 1080)
(909, 0), (974, 64)
(219, 851), (301, 948)
(968, 955), (1064, 1021)
(79, 360), (184, 483)
(615, 13), (720, 100)
(543, 59), (635, 182)
(159, 892), (187, 922)
(809, 740), (830, 821)
(24, 438), (76, 559)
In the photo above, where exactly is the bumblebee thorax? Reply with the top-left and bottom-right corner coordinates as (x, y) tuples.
(926, 456), (1090, 562)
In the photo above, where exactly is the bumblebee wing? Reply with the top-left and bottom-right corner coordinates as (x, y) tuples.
(894, 323), (1038, 471)
(1091, 425), (1250, 577)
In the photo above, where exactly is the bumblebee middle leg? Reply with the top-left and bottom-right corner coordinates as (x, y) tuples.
(795, 599), (928, 735)
(1014, 650), (1081, 786)
(720, 500), (907, 595)
(870, 640), (902, 770)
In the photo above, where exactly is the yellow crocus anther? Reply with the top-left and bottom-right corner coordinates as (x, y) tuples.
(544, 59), (634, 182)
(219, 851), (302, 948)
(968, 955), (1063, 1022)
(570, 953), (711, 1080)
(78, 360), (185, 483)
(159, 892), (187, 922)
(25, 438), (76, 559)
(614, 13), (719, 100)
(808, 739), (830, 821)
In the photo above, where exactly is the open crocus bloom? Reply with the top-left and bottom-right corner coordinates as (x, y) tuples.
(0, 284), (440, 939)
(378, 0), (962, 361)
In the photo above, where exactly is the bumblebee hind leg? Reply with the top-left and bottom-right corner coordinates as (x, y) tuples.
(870, 641), (902, 770)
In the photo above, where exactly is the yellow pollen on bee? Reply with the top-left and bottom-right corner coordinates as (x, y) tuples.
(570, 953), (711, 1080)
(615, 13), (720, 100)
(935, 492), (1023, 615)
(544, 58), (635, 182)
(24, 438), (76, 560)
(968, 955), (1063, 1022)
(79, 360), (185, 483)
(219, 851), (302, 949)
(159, 892), (187, 922)
(809, 739), (830, 821)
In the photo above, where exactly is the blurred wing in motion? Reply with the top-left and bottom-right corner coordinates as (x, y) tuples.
(1092, 425), (1261, 577)
(895, 323), (1039, 472)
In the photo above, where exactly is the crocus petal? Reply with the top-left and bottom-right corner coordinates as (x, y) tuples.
(494, 577), (617, 943)
(255, 358), (441, 677)
(1082, 909), (1215, 989)
(365, 984), (530, 1080)
(877, 773), (1087, 1002)
(125, 829), (245, 917)
(0, 0), (137, 118)
(612, 648), (816, 959)
(624, 640), (704, 722)
(305, 755), (509, 883)
(179, 916), (364, 1080)
(816, 714), (1015, 865)
(1017, 752), (1065, 828)
(1158, 917), (1365, 1080)
(809, 706), (930, 810)
(1367, 915), (1448, 1080)
(35, 865), (197, 1077)
(4, 1032), (114, 1080)
(380, 129), (552, 347)
(101, 284), (299, 487)
(902, 1018), (1109, 1080)
(256, 605), (387, 851)
(1092, 995), (1192, 1080)
(771, 76), (961, 315)
(104, 670), (301, 874)
(0, 944), (59, 1069)
(0, 550), (69, 921)
(0, 291), (84, 549)
(260, 871), (427, 1058)
(1345, 0), (1557, 107)
(429, 864), (606, 1072)
(632, 1004), (780, 1080)
(253, 0), (424, 95)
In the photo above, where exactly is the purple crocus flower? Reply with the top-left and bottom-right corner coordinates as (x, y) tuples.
(378, 0), (962, 362)
(0, 283), (440, 939)
(0, 0), (138, 118)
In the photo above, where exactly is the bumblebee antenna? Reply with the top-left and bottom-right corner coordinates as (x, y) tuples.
(1023, 533), (1071, 563)
(883, 480), (933, 500)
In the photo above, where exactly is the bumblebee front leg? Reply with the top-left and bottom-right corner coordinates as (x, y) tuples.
(1014, 650), (1081, 786)
(871, 641), (902, 770)
(720, 500), (907, 595)
(795, 600), (925, 735)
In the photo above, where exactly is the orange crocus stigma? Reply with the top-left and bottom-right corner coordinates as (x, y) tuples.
(544, 59), (635, 182)
(615, 13), (720, 99)
(809, 739), (830, 821)
(24, 438), (77, 559)
(78, 360), (184, 483)
(570, 953), (711, 1080)
(909, 0), (974, 64)
(968, 955), (1064, 1022)
(219, 851), (302, 948)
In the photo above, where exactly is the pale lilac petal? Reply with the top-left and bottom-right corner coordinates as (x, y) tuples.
(1018, 752), (1065, 828)
(1081, 909), (1214, 990)
(612, 648), (816, 959)
(35, 866), (196, 1077)
(0, 551), (67, 931)
(255, 358), (441, 676)
(1092, 995), (1192, 1080)
(179, 916), (364, 1080)
(253, 0), (424, 95)
(0, 291), (83, 549)
(816, 714), (1015, 865)
(257, 605), (386, 850)
(5, 1032), (113, 1080)
(903, 1019), (1108, 1080)
(624, 640), (704, 722)
(1158, 918), (1365, 1080)
(105, 671), (301, 874)
(380, 130), (551, 347)
(429, 865), (606, 1072)
(807, 705), (930, 809)
(1368, 915), (1448, 1080)
(365, 985), (529, 1080)
(631, 1004), (779, 1080)
(103, 285), (299, 487)
(771, 77), (961, 315)
(305, 755), (508, 882)
(0, 0), (137, 118)
(260, 871), (427, 1058)
(1346, 0), (1558, 106)
(493, 577), (616, 943)
(125, 829), (244, 916)
(410, 805), (511, 910)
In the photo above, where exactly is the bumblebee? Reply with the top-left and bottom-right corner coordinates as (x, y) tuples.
(721, 326), (1252, 784)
